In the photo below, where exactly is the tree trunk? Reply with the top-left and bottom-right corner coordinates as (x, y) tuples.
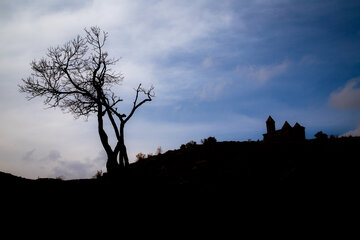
(97, 102), (119, 175)
(106, 153), (118, 175)
(118, 123), (130, 168)
(121, 143), (129, 167)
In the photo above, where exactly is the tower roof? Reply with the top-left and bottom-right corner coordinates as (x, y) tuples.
(266, 116), (275, 123)
(281, 121), (292, 130)
(293, 122), (304, 128)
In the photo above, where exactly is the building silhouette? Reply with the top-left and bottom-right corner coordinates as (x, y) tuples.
(263, 116), (305, 143)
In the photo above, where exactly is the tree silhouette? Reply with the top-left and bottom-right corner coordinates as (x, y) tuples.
(19, 26), (154, 175)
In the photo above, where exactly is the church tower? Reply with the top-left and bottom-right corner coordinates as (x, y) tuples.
(266, 116), (275, 134)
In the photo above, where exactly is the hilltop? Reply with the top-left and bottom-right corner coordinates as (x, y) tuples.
(128, 137), (359, 193)
(2, 136), (359, 198)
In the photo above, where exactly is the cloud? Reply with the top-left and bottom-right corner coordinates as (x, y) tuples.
(52, 161), (95, 179)
(0, 102), (103, 178)
(329, 77), (360, 110)
(0, 0), (235, 109)
(43, 150), (62, 162)
(342, 124), (360, 137)
(22, 149), (62, 163)
(19, 147), (102, 179)
(22, 149), (36, 162)
(2, 0), (359, 180)
(51, 151), (106, 179)
(236, 61), (290, 85)
(198, 78), (230, 101)
(202, 57), (214, 68)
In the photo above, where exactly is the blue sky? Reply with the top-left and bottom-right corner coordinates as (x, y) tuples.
(0, 0), (359, 179)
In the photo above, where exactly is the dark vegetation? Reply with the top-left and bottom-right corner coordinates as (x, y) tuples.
(130, 136), (359, 195)
(2, 136), (359, 202)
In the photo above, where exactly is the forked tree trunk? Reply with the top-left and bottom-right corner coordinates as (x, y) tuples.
(97, 103), (119, 175)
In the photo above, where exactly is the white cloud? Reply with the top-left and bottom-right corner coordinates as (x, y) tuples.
(329, 77), (360, 110)
(236, 60), (290, 85)
(0, 0), (234, 104)
(342, 125), (360, 137)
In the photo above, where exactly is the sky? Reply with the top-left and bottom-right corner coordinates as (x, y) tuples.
(0, 0), (360, 179)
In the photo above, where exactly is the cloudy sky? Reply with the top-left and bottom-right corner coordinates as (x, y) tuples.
(0, 0), (359, 179)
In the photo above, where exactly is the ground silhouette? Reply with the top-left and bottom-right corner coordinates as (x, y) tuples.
(2, 136), (359, 226)
(2, 136), (359, 199)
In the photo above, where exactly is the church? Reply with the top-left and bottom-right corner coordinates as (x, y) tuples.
(263, 116), (305, 143)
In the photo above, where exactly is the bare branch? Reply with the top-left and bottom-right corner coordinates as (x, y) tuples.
(124, 83), (154, 123)
(19, 26), (155, 173)
(19, 26), (123, 119)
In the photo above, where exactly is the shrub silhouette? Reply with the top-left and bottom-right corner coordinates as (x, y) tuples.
(180, 140), (197, 150)
(156, 146), (162, 155)
(315, 131), (328, 140)
(136, 153), (146, 162)
(92, 170), (103, 179)
(201, 136), (217, 145)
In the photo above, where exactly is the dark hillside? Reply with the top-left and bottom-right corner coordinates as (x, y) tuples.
(0, 171), (30, 184)
(128, 137), (359, 196)
(1, 137), (359, 205)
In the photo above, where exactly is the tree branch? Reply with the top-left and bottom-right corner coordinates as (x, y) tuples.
(124, 84), (154, 124)
(19, 26), (154, 173)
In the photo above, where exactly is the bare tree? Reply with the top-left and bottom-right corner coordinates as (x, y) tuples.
(19, 26), (154, 175)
